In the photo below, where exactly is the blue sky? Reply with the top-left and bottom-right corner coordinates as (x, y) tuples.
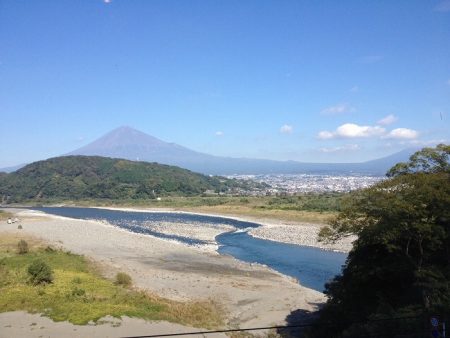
(1, 0), (449, 167)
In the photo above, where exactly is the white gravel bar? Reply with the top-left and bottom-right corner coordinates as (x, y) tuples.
(249, 222), (355, 252)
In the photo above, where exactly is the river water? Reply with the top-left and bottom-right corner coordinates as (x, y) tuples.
(32, 207), (346, 292)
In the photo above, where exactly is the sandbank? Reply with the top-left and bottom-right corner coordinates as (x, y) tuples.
(0, 208), (326, 336)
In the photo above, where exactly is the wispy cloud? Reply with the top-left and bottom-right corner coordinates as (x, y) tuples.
(447, 79), (450, 85)
(349, 86), (359, 93)
(377, 114), (398, 126)
(434, 1), (450, 12)
(358, 55), (384, 64)
(383, 128), (418, 140)
(321, 103), (355, 115)
(280, 124), (293, 134)
(319, 144), (361, 153)
(215, 131), (224, 137)
(104, 0), (112, 3)
(405, 138), (447, 146)
(318, 123), (385, 139)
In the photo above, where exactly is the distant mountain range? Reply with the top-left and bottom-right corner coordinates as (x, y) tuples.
(2, 126), (417, 175)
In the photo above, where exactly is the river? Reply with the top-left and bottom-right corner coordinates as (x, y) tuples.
(31, 206), (346, 292)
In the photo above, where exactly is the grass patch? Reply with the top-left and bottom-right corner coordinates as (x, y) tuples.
(0, 236), (223, 328)
(27, 194), (343, 224)
(0, 233), (43, 253)
(0, 210), (13, 220)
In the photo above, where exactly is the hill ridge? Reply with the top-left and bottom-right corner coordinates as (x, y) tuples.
(0, 155), (263, 203)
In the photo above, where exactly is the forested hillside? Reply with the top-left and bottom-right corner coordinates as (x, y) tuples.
(0, 156), (265, 203)
(307, 144), (450, 337)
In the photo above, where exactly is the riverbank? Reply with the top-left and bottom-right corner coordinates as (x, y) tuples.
(0, 311), (229, 338)
(90, 205), (354, 253)
(0, 208), (326, 334)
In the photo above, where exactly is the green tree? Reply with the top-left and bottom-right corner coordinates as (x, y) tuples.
(311, 145), (450, 337)
(386, 143), (450, 177)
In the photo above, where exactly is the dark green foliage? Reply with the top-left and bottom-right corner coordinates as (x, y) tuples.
(115, 272), (132, 287)
(0, 156), (265, 202)
(311, 145), (450, 337)
(27, 259), (54, 285)
(17, 240), (28, 254)
(387, 143), (449, 177)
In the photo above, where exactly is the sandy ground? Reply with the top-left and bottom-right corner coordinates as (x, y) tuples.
(0, 312), (227, 338)
(0, 209), (326, 337)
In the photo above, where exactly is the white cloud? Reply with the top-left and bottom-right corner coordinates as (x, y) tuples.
(434, 1), (450, 12)
(377, 114), (398, 126)
(104, 0), (111, 3)
(317, 131), (334, 140)
(320, 144), (361, 153)
(318, 123), (385, 139)
(349, 86), (359, 93)
(337, 124), (385, 137)
(384, 128), (418, 140)
(280, 124), (293, 134)
(321, 103), (355, 115)
(215, 131), (224, 136)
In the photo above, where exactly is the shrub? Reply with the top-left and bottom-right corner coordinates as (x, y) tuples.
(17, 240), (28, 254)
(71, 287), (86, 297)
(115, 272), (132, 287)
(28, 260), (53, 285)
(17, 224), (22, 229)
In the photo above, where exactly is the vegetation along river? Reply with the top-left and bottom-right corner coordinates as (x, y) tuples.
(31, 207), (346, 292)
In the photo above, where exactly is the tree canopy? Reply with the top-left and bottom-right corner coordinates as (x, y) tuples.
(386, 143), (450, 177)
(0, 156), (266, 203)
(311, 144), (450, 337)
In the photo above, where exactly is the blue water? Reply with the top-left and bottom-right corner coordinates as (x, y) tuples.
(218, 232), (346, 291)
(31, 207), (346, 292)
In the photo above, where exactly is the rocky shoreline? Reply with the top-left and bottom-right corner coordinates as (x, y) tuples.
(248, 223), (354, 253)
(90, 206), (354, 253)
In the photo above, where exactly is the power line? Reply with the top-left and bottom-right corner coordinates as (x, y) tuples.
(121, 315), (431, 338)
(121, 323), (314, 338)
